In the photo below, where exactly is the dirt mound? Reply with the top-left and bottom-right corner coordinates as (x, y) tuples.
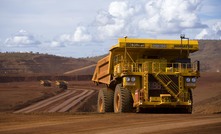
(193, 72), (221, 114)
(194, 94), (221, 114)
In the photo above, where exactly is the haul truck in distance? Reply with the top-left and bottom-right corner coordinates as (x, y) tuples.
(92, 37), (200, 113)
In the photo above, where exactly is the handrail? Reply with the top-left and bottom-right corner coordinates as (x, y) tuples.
(119, 61), (199, 74)
(150, 62), (199, 74)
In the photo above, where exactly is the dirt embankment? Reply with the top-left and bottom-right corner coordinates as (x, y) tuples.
(193, 72), (221, 114)
(0, 75), (92, 83)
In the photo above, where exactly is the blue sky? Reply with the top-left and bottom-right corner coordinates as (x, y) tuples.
(0, 0), (221, 57)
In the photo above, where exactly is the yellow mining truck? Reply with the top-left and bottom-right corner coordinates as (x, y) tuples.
(92, 37), (200, 113)
(55, 80), (68, 90)
(40, 80), (52, 87)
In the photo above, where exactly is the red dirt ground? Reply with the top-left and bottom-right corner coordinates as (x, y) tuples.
(0, 73), (221, 134)
(0, 72), (221, 113)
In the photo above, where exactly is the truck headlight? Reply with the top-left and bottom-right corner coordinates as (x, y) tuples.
(186, 77), (191, 83)
(126, 77), (130, 82)
(131, 77), (136, 82)
(191, 77), (196, 83)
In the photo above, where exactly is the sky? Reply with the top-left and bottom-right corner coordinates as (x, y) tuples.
(0, 0), (221, 57)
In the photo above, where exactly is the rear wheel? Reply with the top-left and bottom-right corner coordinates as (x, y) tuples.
(97, 88), (114, 113)
(114, 84), (133, 113)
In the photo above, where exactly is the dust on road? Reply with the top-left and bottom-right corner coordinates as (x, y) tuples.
(0, 113), (220, 134)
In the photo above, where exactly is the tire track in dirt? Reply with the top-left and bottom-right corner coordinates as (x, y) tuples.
(58, 90), (94, 112)
(48, 90), (90, 112)
(14, 89), (94, 113)
(14, 90), (74, 113)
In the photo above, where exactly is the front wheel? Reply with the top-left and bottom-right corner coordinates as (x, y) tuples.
(114, 84), (133, 113)
(182, 89), (193, 114)
(97, 88), (114, 113)
(187, 89), (193, 114)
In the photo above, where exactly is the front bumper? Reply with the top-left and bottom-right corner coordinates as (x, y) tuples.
(136, 101), (192, 108)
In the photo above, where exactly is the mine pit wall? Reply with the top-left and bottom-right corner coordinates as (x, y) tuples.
(0, 75), (93, 83)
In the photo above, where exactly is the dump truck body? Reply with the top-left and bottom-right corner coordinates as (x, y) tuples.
(93, 38), (200, 113)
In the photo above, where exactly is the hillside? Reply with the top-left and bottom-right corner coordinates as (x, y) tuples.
(0, 40), (220, 77)
(83, 54), (108, 63)
(190, 40), (221, 72)
(0, 53), (95, 76)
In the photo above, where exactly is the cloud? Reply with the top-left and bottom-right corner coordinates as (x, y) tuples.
(51, 0), (206, 47)
(195, 22), (221, 39)
(97, 19), (125, 40)
(212, 22), (221, 36)
(85, 0), (206, 40)
(4, 29), (40, 47)
(3, 0), (207, 57)
(49, 41), (65, 48)
(3, 29), (66, 49)
(109, 1), (135, 19)
(95, 10), (114, 26)
(73, 26), (92, 42)
(195, 29), (208, 39)
(56, 26), (92, 45)
(94, 1), (140, 40)
(138, 0), (206, 34)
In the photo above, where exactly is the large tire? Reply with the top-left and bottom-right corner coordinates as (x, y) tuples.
(136, 107), (145, 113)
(97, 88), (114, 113)
(187, 89), (193, 114)
(181, 89), (193, 114)
(114, 84), (133, 113)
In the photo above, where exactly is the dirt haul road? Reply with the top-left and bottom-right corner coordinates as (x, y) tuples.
(0, 113), (221, 134)
(14, 89), (94, 113)
(1, 73), (221, 133)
